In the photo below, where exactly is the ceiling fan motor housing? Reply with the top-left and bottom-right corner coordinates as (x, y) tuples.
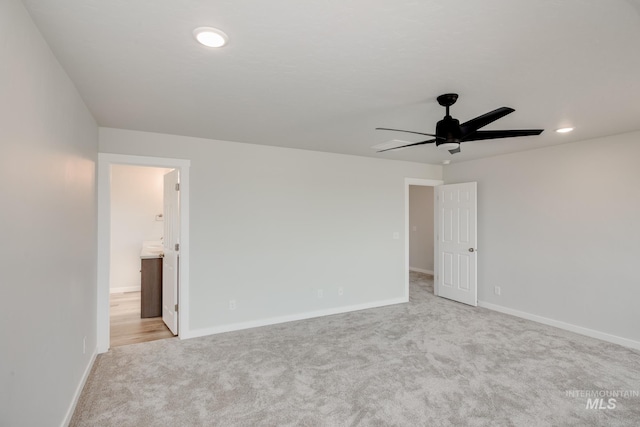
(436, 116), (461, 146)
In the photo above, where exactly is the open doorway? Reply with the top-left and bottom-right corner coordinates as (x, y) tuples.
(409, 185), (435, 298)
(409, 185), (435, 277)
(404, 178), (442, 300)
(109, 165), (174, 347)
(97, 154), (190, 353)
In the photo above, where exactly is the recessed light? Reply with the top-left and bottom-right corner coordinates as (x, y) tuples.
(556, 127), (574, 133)
(442, 160), (451, 165)
(193, 27), (228, 48)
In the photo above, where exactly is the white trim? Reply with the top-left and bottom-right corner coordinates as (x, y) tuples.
(405, 178), (443, 186)
(97, 153), (191, 353)
(60, 348), (97, 427)
(478, 300), (640, 351)
(110, 286), (141, 294)
(182, 297), (407, 340)
(409, 267), (434, 275)
(404, 178), (443, 300)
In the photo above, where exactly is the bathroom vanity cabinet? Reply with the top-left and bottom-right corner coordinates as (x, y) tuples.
(140, 257), (162, 318)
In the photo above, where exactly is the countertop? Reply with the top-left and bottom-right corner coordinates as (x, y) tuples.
(140, 240), (164, 259)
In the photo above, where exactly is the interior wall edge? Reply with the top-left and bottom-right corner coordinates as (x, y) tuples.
(181, 297), (408, 341)
(60, 349), (98, 427)
(478, 301), (640, 351)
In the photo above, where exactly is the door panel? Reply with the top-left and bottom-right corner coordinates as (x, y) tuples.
(442, 252), (454, 287)
(435, 182), (477, 306)
(163, 170), (180, 335)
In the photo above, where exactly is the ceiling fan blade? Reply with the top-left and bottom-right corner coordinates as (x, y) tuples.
(375, 127), (438, 138)
(460, 107), (515, 135)
(377, 139), (436, 153)
(461, 129), (544, 141)
(448, 146), (461, 154)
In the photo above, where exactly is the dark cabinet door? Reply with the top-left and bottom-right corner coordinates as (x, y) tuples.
(141, 258), (162, 318)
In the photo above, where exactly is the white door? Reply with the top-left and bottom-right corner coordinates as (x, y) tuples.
(435, 182), (477, 306)
(163, 170), (180, 335)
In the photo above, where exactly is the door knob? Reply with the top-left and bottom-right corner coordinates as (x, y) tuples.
(469, 248), (476, 252)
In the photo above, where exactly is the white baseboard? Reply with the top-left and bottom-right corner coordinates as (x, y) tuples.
(478, 300), (640, 351)
(409, 267), (434, 275)
(182, 297), (408, 340)
(110, 285), (140, 294)
(61, 348), (97, 427)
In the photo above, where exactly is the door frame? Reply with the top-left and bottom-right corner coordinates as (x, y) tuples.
(97, 153), (191, 353)
(404, 178), (443, 300)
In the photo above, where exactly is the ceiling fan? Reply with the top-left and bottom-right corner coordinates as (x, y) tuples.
(376, 93), (544, 154)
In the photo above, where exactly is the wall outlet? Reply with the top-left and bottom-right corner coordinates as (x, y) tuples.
(229, 299), (236, 310)
(494, 286), (501, 296)
(317, 289), (324, 298)
(338, 287), (344, 296)
(83, 336), (86, 354)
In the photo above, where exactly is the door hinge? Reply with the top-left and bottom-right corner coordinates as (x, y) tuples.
(175, 243), (180, 251)
(175, 183), (180, 191)
(175, 304), (178, 312)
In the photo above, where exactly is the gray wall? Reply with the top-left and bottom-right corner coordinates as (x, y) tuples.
(444, 131), (640, 343)
(0, 0), (98, 425)
(99, 128), (442, 333)
(409, 185), (434, 272)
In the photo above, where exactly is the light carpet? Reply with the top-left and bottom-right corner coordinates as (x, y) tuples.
(71, 273), (640, 426)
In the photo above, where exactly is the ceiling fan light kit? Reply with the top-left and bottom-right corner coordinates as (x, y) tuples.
(438, 142), (460, 150)
(375, 93), (544, 155)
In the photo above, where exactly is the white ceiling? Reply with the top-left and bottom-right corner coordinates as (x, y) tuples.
(22, 0), (640, 164)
